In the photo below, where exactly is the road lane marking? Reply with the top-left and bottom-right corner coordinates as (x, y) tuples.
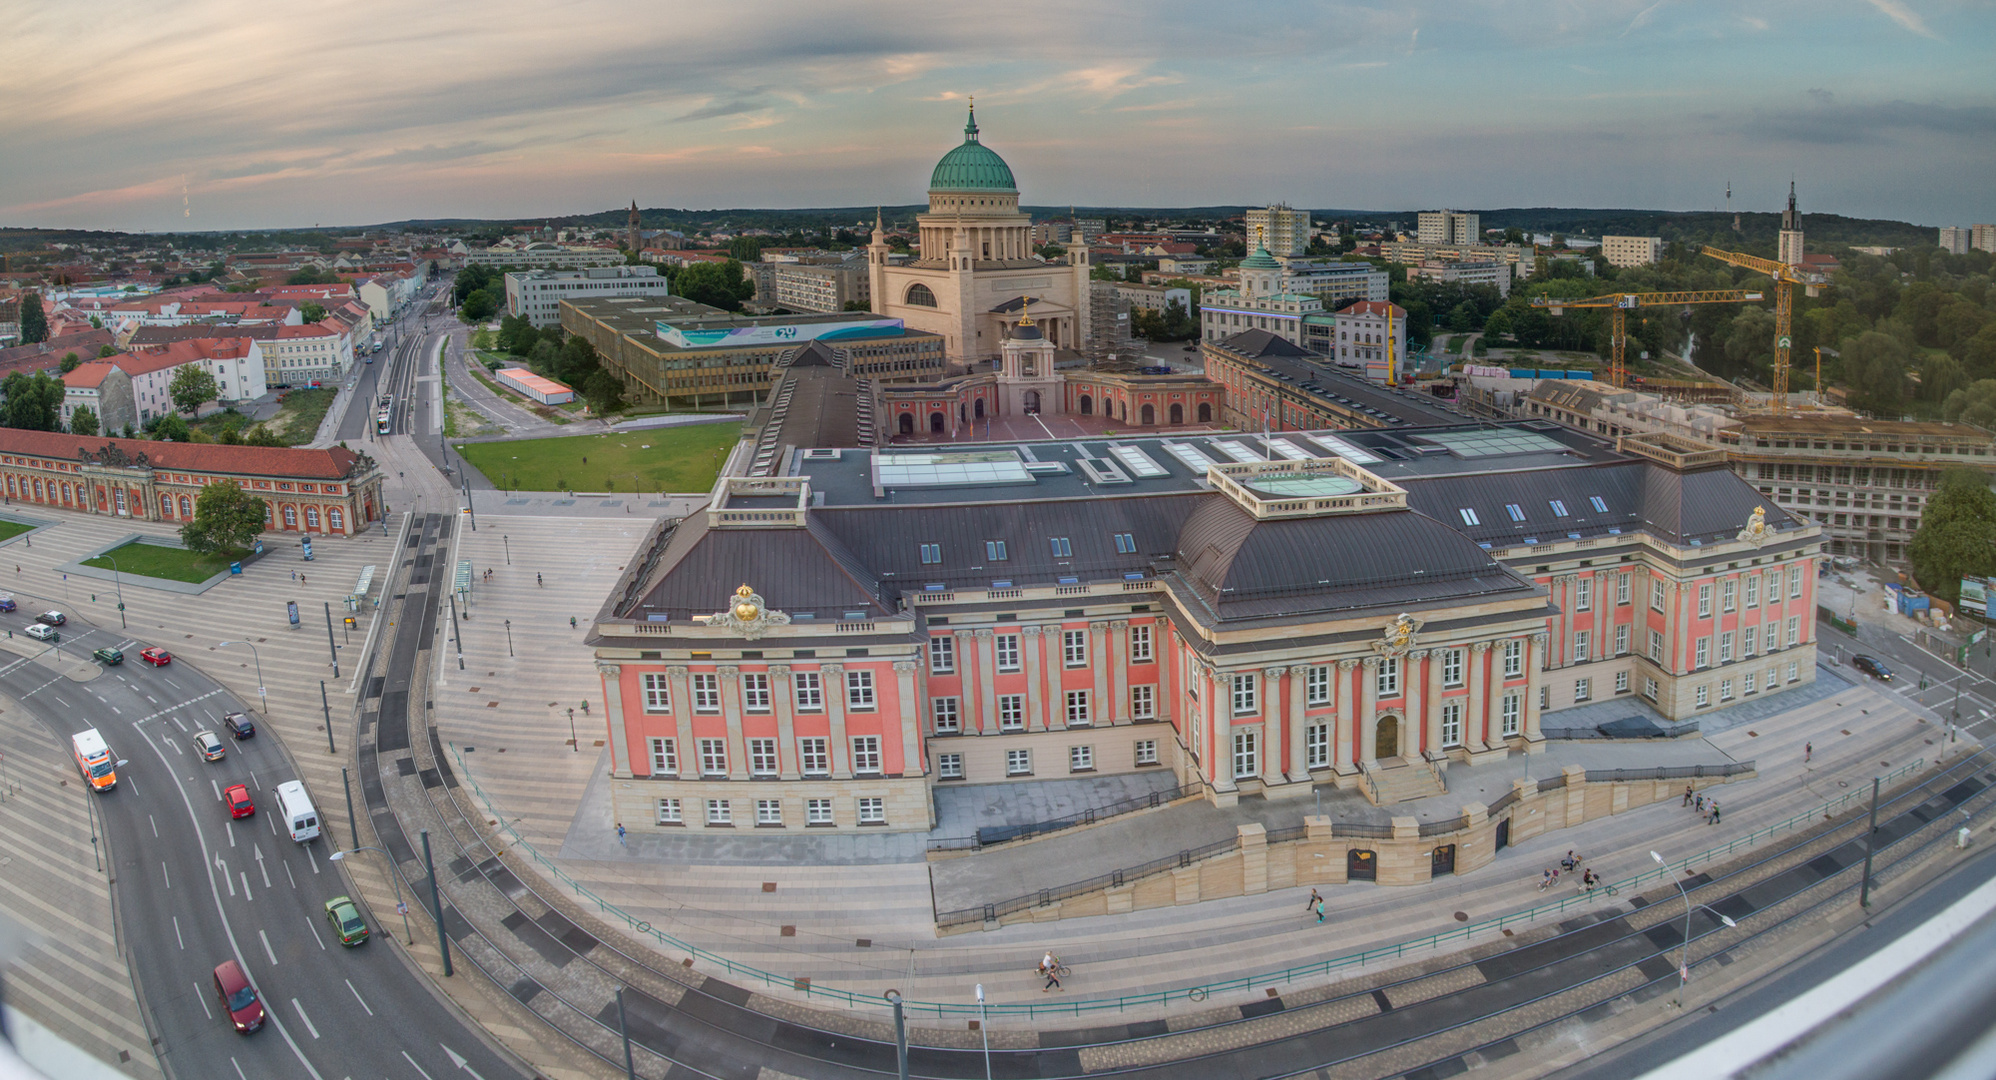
(441, 1044), (486, 1079)
(133, 707), (324, 1080)
(149, 814), (157, 838)
(195, 983), (210, 1018)
(170, 716), (186, 732)
(125, 776), (137, 796)
(260, 929), (277, 965)
(173, 916), (183, 950)
(344, 979), (372, 1016)
(211, 779), (221, 802)
(163, 677), (180, 690)
(241, 871), (253, 902)
(401, 1051), (437, 1080)
(109, 706), (120, 715)
(267, 810), (277, 836)
(292, 998), (320, 1039)
(220, 859), (234, 896)
(51, 695), (69, 708)
(161, 861), (170, 889)
(307, 843), (320, 874)
(285, 861), (296, 890)
(130, 687), (225, 727)
(231, 1057), (247, 1080)
(228, 820), (236, 848)
(308, 919), (326, 951)
(167, 738), (181, 756)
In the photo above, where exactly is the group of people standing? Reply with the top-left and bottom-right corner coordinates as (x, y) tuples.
(1683, 784), (1722, 825)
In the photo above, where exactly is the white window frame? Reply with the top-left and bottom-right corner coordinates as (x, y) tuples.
(999, 694), (1025, 731)
(647, 737), (678, 776)
(1649, 630), (1664, 663)
(1062, 629), (1087, 667)
(932, 697), (960, 733)
(1787, 661), (1800, 682)
(938, 752), (964, 779)
(799, 737), (829, 776)
(1376, 657), (1400, 697)
(1722, 579), (1736, 612)
(1232, 672), (1258, 715)
(756, 799), (782, 825)
(850, 735), (882, 774)
(1501, 693), (1521, 736)
(1572, 631), (1589, 662)
(1574, 578), (1591, 611)
(1695, 684), (1710, 707)
(656, 798), (681, 824)
(641, 673), (671, 712)
(749, 738), (778, 776)
(1615, 670), (1630, 693)
(1065, 690), (1091, 727)
(1695, 637), (1710, 669)
(794, 672), (823, 712)
(742, 673), (771, 712)
(1231, 729), (1258, 779)
(1615, 623), (1630, 656)
(1135, 739), (1158, 766)
(806, 798), (833, 825)
(1441, 701), (1463, 747)
(1129, 624), (1152, 663)
(1652, 578), (1667, 612)
(1786, 617), (1800, 646)
(1130, 684), (1155, 720)
(1720, 678), (1735, 701)
(846, 669), (876, 710)
(1743, 625), (1758, 656)
(1617, 572), (1631, 605)
(1006, 748), (1032, 776)
(929, 636), (954, 674)
(857, 797), (885, 824)
(1745, 575), (1760, 607)
(692, 673), (721, 712)
(1069, 745), (1094, 772)
(1697, 583), (1712, 618)
(1789, 565), (1804, 599)
(995, 634), (1021, 672)
(1644, 677), (1660, 701)
(1442, 649), (1463, 687)
(698, 739), (727, 776)
(1503, 640), (1523, 678)
(1719, 631), (1734, 663)
(1305, 722), (1330, 768)
(1573, 677), (1590, 702)
(1744, 671), (1758, 694)
(1306, 665), (1330, 705)
(705, 799), (732, 825)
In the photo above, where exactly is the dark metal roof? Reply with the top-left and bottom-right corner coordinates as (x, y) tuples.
(627, 510), (892, 621)
(1219, 328), (1315, 359)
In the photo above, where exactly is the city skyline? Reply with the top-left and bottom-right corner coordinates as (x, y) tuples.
(3, 0), (1992, 232)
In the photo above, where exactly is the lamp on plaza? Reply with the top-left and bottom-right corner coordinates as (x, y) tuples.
(504, 619), (514, 657)
(975, 983), (991, 1080)
(101, 554), (127, 629)
(567, 707), (578, 752)
(216, 640), (267, 713)
(1650, 850), (1736, 1008)
(329, 846), (415, 944)
(883, 990), (908, 1080)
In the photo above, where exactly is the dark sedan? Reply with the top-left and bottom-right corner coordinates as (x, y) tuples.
(1851, 654), (1894, 681)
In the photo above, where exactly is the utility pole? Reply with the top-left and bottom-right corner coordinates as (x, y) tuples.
(342, 767), (358, 850)
(422, 829), (452, 976)
(324, 602), (339, 678)
(1860, 776), (1881, 908)
(321, 681), (334, 754)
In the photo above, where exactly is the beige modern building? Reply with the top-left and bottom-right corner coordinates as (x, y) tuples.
(767, 259), (870, 314)
(867, 105), (1093, 363)
(505, 266), (671, 328)
(1939, 226), (1971, 255)
(1245, 205), (1312, 258)
(1975, 224), (1996, 253)
(1417, 210), (1480, 247)
(1600, 236), (1664, 268)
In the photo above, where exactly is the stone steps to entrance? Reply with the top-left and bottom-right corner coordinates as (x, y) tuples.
(1365, 760), (1448, 805)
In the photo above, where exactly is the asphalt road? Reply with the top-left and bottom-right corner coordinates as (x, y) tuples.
(4, 614), (521, 1080)
(1818, 596), (1996, 740)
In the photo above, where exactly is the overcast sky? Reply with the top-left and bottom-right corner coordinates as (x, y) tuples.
(3, 1), (1991, 233)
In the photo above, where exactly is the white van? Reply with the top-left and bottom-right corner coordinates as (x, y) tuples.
(272, 780), (320, 843)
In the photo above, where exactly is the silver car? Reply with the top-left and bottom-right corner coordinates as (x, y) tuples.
(193, 730), (227, 762)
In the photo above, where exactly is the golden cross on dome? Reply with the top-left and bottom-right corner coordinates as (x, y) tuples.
(1019, 297), (1034, 325)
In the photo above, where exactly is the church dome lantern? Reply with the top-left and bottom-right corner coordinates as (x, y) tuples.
(928, 102), (1018, 193)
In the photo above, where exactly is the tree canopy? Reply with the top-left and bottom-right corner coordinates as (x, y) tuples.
(179, 479), (267, 556)
(1908, 467), (1996, 607)
(68, 404), (98, 437)
(284, 266), (342, 286)
(669, 260), (755, 311)
(0, 371), (65, 431)
(169, 365), (219, 415)
(1943, 379), (1996, 429)
(18, 293), (46, 344)
(299, 301), (326, 323)
(59, 352), (80, 373)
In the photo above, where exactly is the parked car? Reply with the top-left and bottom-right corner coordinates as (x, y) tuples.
(324, 896), (369, 946)
(36, 611), (65, 626)
(0, 596), (15, 612)
(193, 730), (227, 762)
(223, 712), (255, 739)
(1851, 654), (1894, 681)
(92, 647), (123, 666)
(24, 624), (57, 643)
(139, 647), (171, 666)
(224, 783), (255, 819)
(211, 960), (264, 1033)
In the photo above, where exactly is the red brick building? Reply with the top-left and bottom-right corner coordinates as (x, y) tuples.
(0, 430), (384, 536)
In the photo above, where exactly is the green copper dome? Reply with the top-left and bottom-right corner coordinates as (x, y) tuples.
(1239, 245), (1281, 270)
(929, 104), (1017, 193)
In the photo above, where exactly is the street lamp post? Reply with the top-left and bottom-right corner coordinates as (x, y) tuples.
(102, 555), (127, 629)
(884, 990), (908, 1080)
(502, 534), (510, 565)
(1650, 850), (1737, 1007)
(329, 846), (414, 944)
(567, 707), (577, 752)
(504, 619), (513, 657)
(216, 640), (266, 713)
(976, 983), (992, 1080)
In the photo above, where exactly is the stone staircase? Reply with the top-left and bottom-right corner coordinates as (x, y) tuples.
(1362, 758), (1448, 805)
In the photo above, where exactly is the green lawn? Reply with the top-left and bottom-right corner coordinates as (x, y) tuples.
(455, 424), (743, 495)
(0, 521), (33, 544)
(82, 540), (233, 583)
(272, 387), (337, 445)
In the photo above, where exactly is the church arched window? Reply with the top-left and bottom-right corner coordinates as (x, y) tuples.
(905, 283), (938, 308)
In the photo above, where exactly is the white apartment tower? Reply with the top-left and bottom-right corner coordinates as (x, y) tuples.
(1244, 204), (1312, 258)
(1939, 227), (1970, 255)
(1417, 210), (1480, 247)
(1777, 183), (1805, 267)
(1974, 224), (1996, 253)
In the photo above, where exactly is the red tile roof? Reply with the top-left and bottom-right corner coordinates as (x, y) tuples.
(62, 361), (117, 390)
(0, 428), (364, 480)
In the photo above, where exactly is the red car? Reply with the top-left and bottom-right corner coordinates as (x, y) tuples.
(212, 960), (264, 1033)
(224, 783), (255, 819)
(139, 647), (171, 667)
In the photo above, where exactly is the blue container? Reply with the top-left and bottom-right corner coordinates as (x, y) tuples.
(230, 562), (243, 575)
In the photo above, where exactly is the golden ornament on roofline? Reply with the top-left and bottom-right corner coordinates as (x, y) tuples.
(711, 583), (790, 640)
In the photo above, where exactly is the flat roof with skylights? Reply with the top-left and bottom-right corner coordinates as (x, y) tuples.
(1413, 429), (1569, 458)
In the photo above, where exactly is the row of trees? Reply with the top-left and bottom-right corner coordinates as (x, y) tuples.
(1909, 467), (1996, 609)
(490, 315), (623, 413)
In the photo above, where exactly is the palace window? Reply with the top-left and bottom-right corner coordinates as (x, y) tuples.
(1695, 638), (1710, 669)
(1575, 578), (1591, 611)
(1572, 631), (1589, 662)
(641, 673), (671, 712)
(1745, 575), (1760, 607)
(929, 636), (954, 674)
(1069, 745), (1095, 772)
(749, 739), (778, 776)
(1617, 572), (1631, 605)
(1376, 658), (1400, 697)
(938, 753), (964, 779)
(1306, 666), (1330, 705)
(1065, 690), (1091, 726)
(851, 736), (881, 774)
(756, 800), (782, 826)
(1063, 630), (1087, 667)
(794, 672), (823, 711)
(932, 697), (960, 733)
(1441, 649), (1463, 687)
(1130, 624), (1152, 663)
(1697, 583), (1713, 618)
(857, 798), (885, 824)
(647, 738), (678, 776)
(999, 695), (1025, 731)
(799, 737), (829, 776)
(1130, 684), (1155, 720)
(1232, 730), (1258, 779)
(807, 798), (834, 825)
(1574, 677), (1591, 702)
(1652, 579), (1667, 612)
(698, 739), (727, 776)
(1501, 694), (1521, 736)
(1007, 749), (1032, 776)
(1696, 685), (1710, 707)
(1616, 624), (1630, 655)
(742, 673), (770, 712)
(1722, 580), (1736, 612)
(1232, 673), (1257, 715)
(1306, 723), (1330, 769)
(1649, 631), (1664, 663)
(1503, 640), (1523, 677)
(846, 670), (876, 710)
(1135, 739), (1159, 766)
(706, 799), (732, 825)
(692, 674), (720, 712)
(1616, 671), (1630, 693)
(996, 634), (1021, 671)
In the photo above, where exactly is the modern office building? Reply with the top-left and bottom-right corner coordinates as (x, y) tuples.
(1278, 260), (1392, 305)
(586, 412), (1820, 835)
(505, 266), (671, 328)
(764, 258), (870, 314)
(1408, 259), (1511, 298)
(464, 244), (623, 270)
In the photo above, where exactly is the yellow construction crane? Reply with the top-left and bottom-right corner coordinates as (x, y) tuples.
(1700, 245), (1825, 416)
(1529, 289), (1763, 388)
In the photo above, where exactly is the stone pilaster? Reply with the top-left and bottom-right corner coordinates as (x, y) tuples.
(1525, 635), (1547, 742)
(598, 664), (629, 776)
(1021, 625), (1047, 731)
(1403, 650), (1427, 758)
(770, 665), (799, 779)
(1286, 665), (1309, 782)
(1469, 642), (1494, 750)
(1423, 648), (1444, 759)
(1108, 621), (1129, 723)
(893, 660), (922, 776)
(717, 665), (748, 780)
(1360, 657), (1380, 764)
(1091, 623), (1110, 726)
(666, 666), (692, 779)
(1336, 659), (1358, 773)
(823, 663), (850, 778)
(973, 629), (997, 734)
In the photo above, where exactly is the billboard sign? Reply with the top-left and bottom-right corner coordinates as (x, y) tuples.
(655, 317), (904, 349)
(1962, 576), (1990, 618)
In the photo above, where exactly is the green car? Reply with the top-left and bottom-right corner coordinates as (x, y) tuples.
(323, 896), (369, 946)
(93, 647), (124, 666)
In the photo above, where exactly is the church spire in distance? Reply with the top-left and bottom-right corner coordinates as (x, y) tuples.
(964, 96), (979, 141)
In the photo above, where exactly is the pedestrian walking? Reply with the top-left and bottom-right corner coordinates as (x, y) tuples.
(1304, 887), (1323, 912)
(570, 616), (578, 629)
(1695, 794), (1704, 813)
(1683, 784), (1693, 807)
(1315, 898), (1326, 924)
(1710, 801), (1721, 825)
(1804, 742), (1813, 763)
(616, 822), (627, 846)
(291, 570), (297, 582)
(300, 573), (306, 585)
(537, 573), (543, 587)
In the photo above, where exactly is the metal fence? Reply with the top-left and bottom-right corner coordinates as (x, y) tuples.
(1586, 761), (1755, 783)
(935, 832), (1239, 928)
(928, 782), (1196, 852)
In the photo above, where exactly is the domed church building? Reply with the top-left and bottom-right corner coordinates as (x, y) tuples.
(868, 104), (1094, 364)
